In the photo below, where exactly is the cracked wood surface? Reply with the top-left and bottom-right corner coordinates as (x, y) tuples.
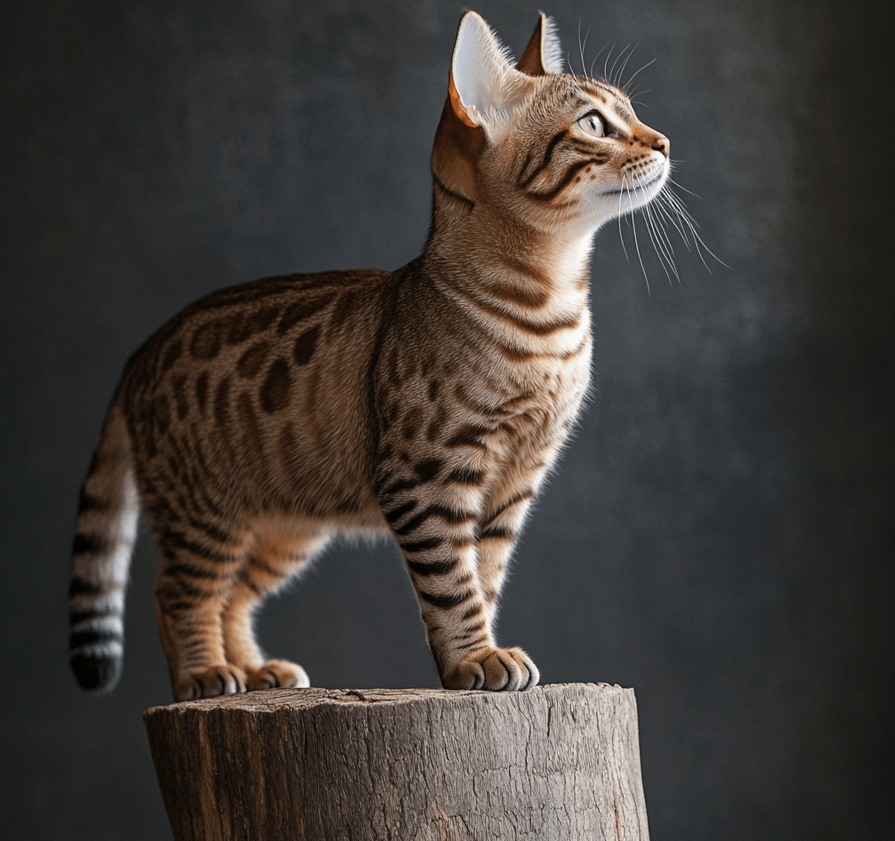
(143, 683), (650, 840)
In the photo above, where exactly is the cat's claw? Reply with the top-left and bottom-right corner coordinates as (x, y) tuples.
(246, 659), (310, 691)
(442, 646), (539, 692)
(174, 664), (247, 701)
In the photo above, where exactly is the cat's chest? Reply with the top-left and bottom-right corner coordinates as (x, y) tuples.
(473, 340), (592, 450)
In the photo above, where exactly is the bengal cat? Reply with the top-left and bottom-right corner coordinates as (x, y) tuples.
(69, 11), (671, 700)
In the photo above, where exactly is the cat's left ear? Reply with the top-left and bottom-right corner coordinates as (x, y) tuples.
(517, 13), (564, 76)
(448, 11), (534, 142)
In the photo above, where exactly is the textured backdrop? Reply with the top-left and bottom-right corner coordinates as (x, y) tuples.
(2, 1), (893, 839)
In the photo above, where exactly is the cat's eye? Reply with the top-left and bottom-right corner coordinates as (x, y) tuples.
(577, 113), (606, 138)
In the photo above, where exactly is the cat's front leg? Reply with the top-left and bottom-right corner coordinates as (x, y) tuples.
(374, 455), (538, 691)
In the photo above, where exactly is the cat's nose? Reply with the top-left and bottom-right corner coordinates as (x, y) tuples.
(651, 134), (670, 158)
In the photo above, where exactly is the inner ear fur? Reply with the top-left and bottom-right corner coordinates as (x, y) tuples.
(431, 11), (556, 204)
(431, 12), (495, 204)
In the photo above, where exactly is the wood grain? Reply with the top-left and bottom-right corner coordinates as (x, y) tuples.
(144, 683), (650, 840)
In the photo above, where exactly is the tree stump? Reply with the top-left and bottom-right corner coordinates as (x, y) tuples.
(143, 683), (650, 840)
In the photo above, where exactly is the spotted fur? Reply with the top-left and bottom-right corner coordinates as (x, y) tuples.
(69, 11), (670, 699)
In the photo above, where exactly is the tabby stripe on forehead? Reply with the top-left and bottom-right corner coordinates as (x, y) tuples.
(518, 129), (568, 189)
(580, 79), (614, 99)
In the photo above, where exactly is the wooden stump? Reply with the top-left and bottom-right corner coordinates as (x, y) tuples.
(143, 683), (650, 840)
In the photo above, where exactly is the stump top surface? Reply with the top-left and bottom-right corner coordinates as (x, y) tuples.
(143, 682), (630, 719)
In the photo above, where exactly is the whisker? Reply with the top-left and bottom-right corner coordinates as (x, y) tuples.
(667, 176), (701, 199)
(615, 44), (640, 90)
(663, 187), (730, 270)
(627, 85), (652, 100)
(589, 43), (611, 80)
(622, 57), (656, 93)
(603, 42), (617, 82)
(617, 174), (631, 264)
(577, 21), (592, 77)
(644, 200), (679, 283)
(627, 180), (650, 293)
(643, 202), (672, 284)
(654, 191), (693, 249)
(608, 43), (631, 87)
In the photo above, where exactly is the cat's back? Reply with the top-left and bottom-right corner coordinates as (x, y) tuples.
(117, 268), (394, 512)
(121, 269), (391, 402)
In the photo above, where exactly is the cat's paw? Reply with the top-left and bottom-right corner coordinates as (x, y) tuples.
(442, 646), (539, 692)
(174, 664), (247, 701)
(246, 659), (310, 691)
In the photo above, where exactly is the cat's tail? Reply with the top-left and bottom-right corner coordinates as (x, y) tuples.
(69, 397), (140, 693)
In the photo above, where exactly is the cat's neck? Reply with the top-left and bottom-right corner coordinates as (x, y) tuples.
(423, 204), (595, 308)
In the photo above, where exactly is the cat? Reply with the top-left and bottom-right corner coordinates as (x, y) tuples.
(69, 11), (670, 701)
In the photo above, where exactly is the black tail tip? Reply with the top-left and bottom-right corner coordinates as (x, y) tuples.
(71, 653), (122, 693)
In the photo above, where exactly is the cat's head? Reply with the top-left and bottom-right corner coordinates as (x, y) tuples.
(431, 12), (669, 239)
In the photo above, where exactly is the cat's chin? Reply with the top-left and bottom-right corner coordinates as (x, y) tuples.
(591, 166), (668, 222)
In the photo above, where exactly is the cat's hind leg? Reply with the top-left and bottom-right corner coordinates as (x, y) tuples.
(221, 523), (331, 691)
(153, 518), (253, 701)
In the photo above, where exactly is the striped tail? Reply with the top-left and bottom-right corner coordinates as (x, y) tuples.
(69, 398), (140, 692)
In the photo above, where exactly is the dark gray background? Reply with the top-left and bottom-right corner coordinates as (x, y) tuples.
(2, 0), (892, 839)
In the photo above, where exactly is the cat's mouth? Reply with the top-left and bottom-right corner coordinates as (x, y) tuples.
(602, 167), (667, 197)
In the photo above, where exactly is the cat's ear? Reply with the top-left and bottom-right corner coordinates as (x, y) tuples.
(447, 11), (533, 141)
(517, 13), (564, 76)
(432, 12), (533, 205)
